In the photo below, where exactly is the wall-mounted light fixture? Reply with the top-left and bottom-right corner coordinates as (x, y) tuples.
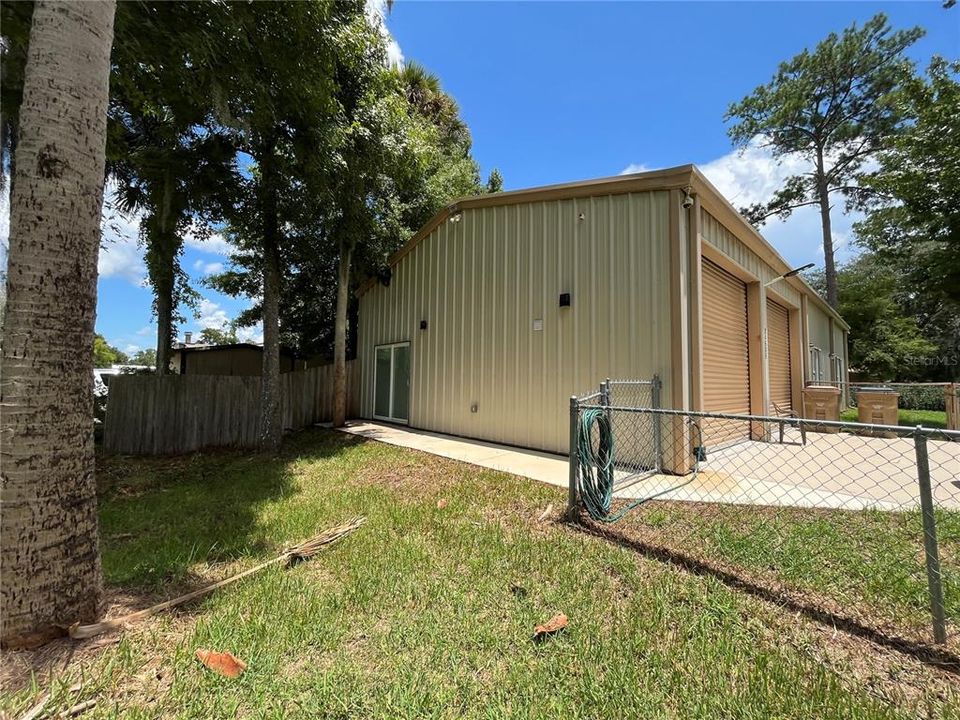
(577, 212), (585, 221)
(448, 211), (462, 223)
(681, 186), (695, 210)
(764, 263), (815, 287)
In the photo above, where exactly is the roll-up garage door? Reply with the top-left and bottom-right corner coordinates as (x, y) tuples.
(701, 259), (750, 446)
(766, 298), (792, 412)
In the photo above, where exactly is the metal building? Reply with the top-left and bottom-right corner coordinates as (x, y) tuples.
(356, 165), (848, 457)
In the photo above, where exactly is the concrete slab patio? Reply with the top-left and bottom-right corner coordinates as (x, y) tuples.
(339, 421), (960, 512)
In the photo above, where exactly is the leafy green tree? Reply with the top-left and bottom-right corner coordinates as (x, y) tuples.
(807, 255), (935, 380)
(856, 57), (960, 305)
(726, 13), (923, 308)
(93, 334), (128, 368)
(198, 326), (239, 346)
(486, 168), (504, 193)
(329, 75), (411, 426)
(210, 1), (366, 450)
(108, 2), (238, 377)
(129, 348), (157, 366)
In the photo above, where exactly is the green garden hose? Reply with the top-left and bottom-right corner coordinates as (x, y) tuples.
(577, 410), (703, 523)
(578, 408), (629, 522)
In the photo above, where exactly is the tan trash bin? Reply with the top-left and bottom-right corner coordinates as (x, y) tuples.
(802, 385), (841, 433)
(857, 387), (899, 438)
(946, 384), (959, 432)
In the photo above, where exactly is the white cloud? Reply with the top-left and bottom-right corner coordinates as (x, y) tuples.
(193, 258), (224, 276)
(236, 322), (263, 345)
(190, 297), (262, 344)
(196, 297), (231, 331)
(366, 0), (403, 68)
(696, 138), (862, 267)
(98, 190), (147, 285)
(135, 324), (155, 336)
(619, 163), (652, 176)
(184, 226), (234, 257)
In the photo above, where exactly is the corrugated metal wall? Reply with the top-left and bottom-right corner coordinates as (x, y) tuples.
(700, 212), (802, 307)
(357, 191), (673, 454)
(832, 323), (848, 382)
(807, 303), (832, 382)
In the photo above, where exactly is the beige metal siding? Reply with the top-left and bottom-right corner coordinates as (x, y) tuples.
(807, 303), (831, 383)
(831, 323), (847, 382)
(766, 298), (792, 410)
(700, 211), (801, 307)
(701, 258), (750, 444)
(358, 192), (674, 454)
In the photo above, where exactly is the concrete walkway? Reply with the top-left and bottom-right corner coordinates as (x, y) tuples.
(339, 421), (960, 512)
(339, 421), (570, 488)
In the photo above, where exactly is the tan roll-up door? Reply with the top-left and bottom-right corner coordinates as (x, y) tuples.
(701, 259), (750, 446)
(766, 298), (792, 412)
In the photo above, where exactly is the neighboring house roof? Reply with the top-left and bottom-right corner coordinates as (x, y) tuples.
(173, 343), (300, 357)
(357, 164), (847, 330)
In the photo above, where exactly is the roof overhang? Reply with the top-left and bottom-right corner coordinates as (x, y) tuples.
(357, 164), (847, 330)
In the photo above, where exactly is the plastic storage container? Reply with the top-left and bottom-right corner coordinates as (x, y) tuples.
(802, 385), (841, 433)
(857, 386), (899, 438)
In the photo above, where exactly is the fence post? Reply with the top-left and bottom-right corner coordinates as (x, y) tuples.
(652, 374), (663, 472)
(602, 377), (612, 427)
(914, 427), (947, 644)
(567, 395), (580, 519)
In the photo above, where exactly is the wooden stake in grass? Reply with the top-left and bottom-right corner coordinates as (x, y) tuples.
(69, 517), (366, 640)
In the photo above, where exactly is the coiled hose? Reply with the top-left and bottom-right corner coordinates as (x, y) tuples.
(577, 410), (703, 523)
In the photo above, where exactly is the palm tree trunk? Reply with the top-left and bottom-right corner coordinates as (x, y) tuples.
(152, 170), (175, 375)
(258, 155), (282, 451)
(332, 237), (352, 428)
(154, 275), (174, 374)
(0, 0), (116, 648)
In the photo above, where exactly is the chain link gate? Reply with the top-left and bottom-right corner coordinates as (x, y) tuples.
(566, 378), (960, 646)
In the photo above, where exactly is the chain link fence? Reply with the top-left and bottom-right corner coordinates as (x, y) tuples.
(813, 380), (954, 414)
(568, 379), (960, 647)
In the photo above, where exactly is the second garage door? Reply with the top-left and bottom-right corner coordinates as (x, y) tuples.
(701, 259), (751, 446)
(766, 298), (792, 412)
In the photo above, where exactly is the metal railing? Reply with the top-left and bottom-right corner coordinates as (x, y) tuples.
(567, 383), (960, 646)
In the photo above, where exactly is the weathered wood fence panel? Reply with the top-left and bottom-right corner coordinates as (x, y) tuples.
(104, 360), (357, 455)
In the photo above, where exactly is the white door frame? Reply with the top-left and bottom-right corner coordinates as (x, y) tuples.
(373, 341), (410, 424)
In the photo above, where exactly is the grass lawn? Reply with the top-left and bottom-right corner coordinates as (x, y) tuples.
(2, 429), (958, 718)
(840, 407), (949, 429)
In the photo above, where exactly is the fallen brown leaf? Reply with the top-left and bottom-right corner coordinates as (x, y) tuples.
(534, 613), (568, 639)
(195, 649), (247, 678)
(436, 499), (448, 509)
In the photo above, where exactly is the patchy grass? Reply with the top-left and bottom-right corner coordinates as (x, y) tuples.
(2, 429), (959, 719)
(841, 408), (949, 429)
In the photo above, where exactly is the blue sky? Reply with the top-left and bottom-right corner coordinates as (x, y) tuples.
(16, 1), (957, 357)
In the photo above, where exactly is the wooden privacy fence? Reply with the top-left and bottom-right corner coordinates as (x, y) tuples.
(103, 361), (358, 455)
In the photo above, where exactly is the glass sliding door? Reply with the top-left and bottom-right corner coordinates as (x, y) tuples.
(373, 342), (410, 424)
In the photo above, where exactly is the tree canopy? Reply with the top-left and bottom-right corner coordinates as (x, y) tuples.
(726, 13), (923, 308)
(856, 56), (960, 306)
(93, 334), (128, 368)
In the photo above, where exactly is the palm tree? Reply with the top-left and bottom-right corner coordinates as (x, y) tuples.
(1, 0), (116, 647)
(395, 62), (471, 155)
